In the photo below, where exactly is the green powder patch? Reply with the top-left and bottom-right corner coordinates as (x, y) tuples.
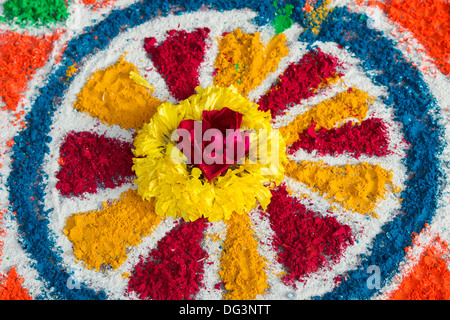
(272, 1), (294, 34)
(0, 0), (70, 27)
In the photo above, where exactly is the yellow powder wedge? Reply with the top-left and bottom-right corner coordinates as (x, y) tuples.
(64, 189), (163, 271)
(74, 56), (162, 130)
(280, 88), (374, 145)
(214, 29), (289, 96)
(219, 213), (268, 300)
(285, 160), (399, 217)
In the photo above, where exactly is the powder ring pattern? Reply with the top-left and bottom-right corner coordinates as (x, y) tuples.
(6, 1), (445, 300)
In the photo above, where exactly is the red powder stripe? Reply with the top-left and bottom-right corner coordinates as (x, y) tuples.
(257, 48), (342, 118)
(126, 219), (209, 300)
(288, 118), (391, 159)
(265, 185), (354, 286)
(56, 131), (134, 197)
(144, 28), (210, 101)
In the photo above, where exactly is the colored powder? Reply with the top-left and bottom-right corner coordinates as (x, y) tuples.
(0, 210), (5, 265)
(389, 231), (450, 300)
(0, 0), (70, 27)
(74, 56), (162, 130)
(5, 0), (444, 301)
(0, 267), (32, 300)
(313, 6), (444, 300)
(367, 0), (450, 75)
(219, 213), (268, 300)
(126, 219), (208, 300)
(390, 245), (450, 299)
(3, 0), (245, 300)
(266, 185), (353, 285)
(143, 28), (210, 101)
(272, 2), (295, 34)
(302, 0), (314, 12)
(302, 0), (333, 35)
(64, 189), (162, 271)
(285, 160), (399, 217)
(0, 31), (60, 113)
(65, 62), (77, 81)
(288, 118), (391, 159)
(257, 48), (342, 118)
(56, 131), (135, 197)
(214, 29), (289, 96)
(81, 0), (118, 11)
(280, 88), (373, 146)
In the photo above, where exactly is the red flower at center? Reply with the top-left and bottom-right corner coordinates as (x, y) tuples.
(176, 107), (251, 181)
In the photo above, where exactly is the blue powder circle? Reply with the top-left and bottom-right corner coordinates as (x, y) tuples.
(7, 1), (444, 299)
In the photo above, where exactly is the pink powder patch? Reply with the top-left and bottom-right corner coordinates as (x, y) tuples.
(289, 118), (392, 159)
(126, 219), (208, 300)
(265, 185), (354, 286)
(257, 49), (342, 118)
(55, 131), (134, 197)
(144, 28), (210, 101)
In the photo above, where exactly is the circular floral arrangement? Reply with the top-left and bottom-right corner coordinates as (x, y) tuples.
(133, 85), (287, 222)
(1, 0), (449, 301)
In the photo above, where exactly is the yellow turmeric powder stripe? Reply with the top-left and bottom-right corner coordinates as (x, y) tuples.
(65, 62), (77, 81)
(64, 189), (163, 271)
(219, 213), (268, 300)
(304, 0), (334, 35)
(280, 88), (374, 145)
(285, 160), (399, 217)
(74, 56), (162, 130)
(214, 29), (289, 96)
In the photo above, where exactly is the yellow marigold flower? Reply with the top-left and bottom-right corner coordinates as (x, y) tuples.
(132, 85), (288, 222)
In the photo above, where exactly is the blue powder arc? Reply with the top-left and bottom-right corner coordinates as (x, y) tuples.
(6, 1), (444, 299)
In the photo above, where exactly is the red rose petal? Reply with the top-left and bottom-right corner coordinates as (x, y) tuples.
(175, 107), (248, 181)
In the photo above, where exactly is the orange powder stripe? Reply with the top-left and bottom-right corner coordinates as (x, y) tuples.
(0, 267), (32, 300)
(368, 0), (450, 75)
(64, 189), (163, 271)
(0, 31), (61, 113)
(280, 88), (373, 145)
(219, 213), (268, 299)
(214, 29), (289, 97)
(285, 160), (400, 217)
(81, 0), (118, 10)
(389, 230), (450, 300)
(74, 56), (162, 130)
